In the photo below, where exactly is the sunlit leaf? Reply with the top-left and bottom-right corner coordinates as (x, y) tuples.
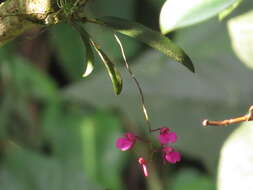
(90, 40), (123, 95)
(218, 122), (253, 190)
(228, 10), (253, 69)
(160, 0), (240, 33)
(72, 23), (95, 77)
(95, 16), (195, 72)
(82, 62), (94, 77)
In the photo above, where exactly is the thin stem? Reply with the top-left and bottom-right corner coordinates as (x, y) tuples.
(202, 105), (253, 127)
(150, 128), (161, 132)
(114, 34), (152, 133)
(136, 136), (151, 144)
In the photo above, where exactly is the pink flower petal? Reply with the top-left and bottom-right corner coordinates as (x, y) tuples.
(167, 132), (177, 143)
(158, 131), (177, 144)
(165, 151), (181, 163)
(138, 157), (149, 177)
(115, 137), (134, 151)
(115, 132), (136, 151)
(142, 164), (149, 177)
(160, 127), (170, 134)
(125, 132), (136, 142)
(163, 146), (173, 153)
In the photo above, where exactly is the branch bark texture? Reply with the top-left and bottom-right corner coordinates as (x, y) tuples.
(0, 0), (55, 46)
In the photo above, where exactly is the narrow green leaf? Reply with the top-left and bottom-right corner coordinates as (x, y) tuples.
(94, 16), (195, 72)
(219, 0), (242, 20)
(90, 40), (123, 95)
(160, 0), (239, 33)
(72, 23), (95, 77)
(82, 61), (94, 77)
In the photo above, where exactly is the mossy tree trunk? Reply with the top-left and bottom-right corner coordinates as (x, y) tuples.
(0, 0), (89, 46)
(0, 0), (57, 46)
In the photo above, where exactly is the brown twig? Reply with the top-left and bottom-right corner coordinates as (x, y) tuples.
(202, 105), (253, 127)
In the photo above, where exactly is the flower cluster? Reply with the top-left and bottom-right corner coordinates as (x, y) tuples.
(158, 127), (181, 164)
(115, 127), (181, 177)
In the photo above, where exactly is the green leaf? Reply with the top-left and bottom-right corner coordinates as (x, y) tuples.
(218, 0), (242, 20)
(49, 24), (84, 80)
(160, 0), (240, 33)
(228, 10), (253, 70)
(72, 23), (95, 77)
(90, 40), (123, 95)
(146, 0), (166, 10)
(218, 122), (253, 190)
(94, 16), (194, 72)
(80, 112), (125, 189)
(41, 108), (125, 190)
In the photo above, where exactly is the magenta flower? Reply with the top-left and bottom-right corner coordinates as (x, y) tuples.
(163, 146), (173, 153)
(163, 146), (181, 164)
(138, 157), (149, 177)
(158, 127), (177, 145)
(116, 132), (136, 151)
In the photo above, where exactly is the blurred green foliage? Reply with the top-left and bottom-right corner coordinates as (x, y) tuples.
(171, 169), (215, 190)
(1, 0), (253, 189)
(50, 24), (85, 80)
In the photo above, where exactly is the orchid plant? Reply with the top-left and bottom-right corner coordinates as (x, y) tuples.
(116, 127), (181, 177)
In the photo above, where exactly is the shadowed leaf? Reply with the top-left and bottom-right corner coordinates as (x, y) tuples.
(94, 16), (195, 72)
(90, 40), (123, 95)
(72, 23), (95, 77)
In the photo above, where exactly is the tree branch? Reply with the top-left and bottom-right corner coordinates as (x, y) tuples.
(0, 0), (57, 46)
(0, 0), (91, 46)
(202, 105), (253, 127)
